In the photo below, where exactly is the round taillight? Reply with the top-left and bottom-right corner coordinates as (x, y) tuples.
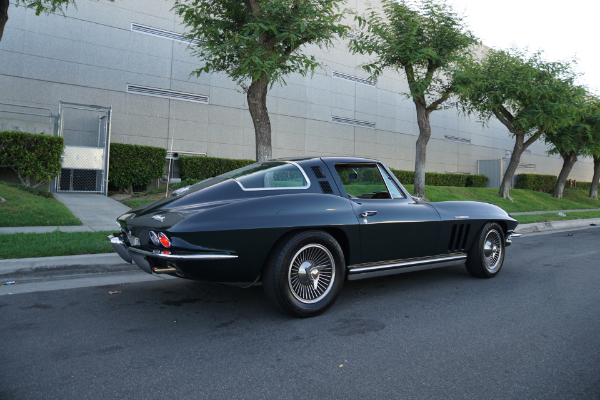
(158, 232), (171, 248)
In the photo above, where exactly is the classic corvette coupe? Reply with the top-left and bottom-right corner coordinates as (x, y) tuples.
(108, 157), (520, 317)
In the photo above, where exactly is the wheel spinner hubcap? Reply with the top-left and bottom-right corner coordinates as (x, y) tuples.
(288, 244), (335, 304)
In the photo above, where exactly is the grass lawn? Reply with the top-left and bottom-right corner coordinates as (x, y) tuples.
(0, 184), (81, 227)
(403, 185), (599, 214)
(123, 193), (166, 208)
(513, 210), (600, 224)
(0, 230), (114, 259)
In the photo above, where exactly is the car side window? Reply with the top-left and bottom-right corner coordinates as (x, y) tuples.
(334, 163), (392, 199)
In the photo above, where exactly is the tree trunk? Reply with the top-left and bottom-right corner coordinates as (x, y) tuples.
(247, 77), (272, 162)
(553, 151), (578, 199)
(498, 134), (526, 199)
(590, 155), (600, 200)
(0, 0), (8, 42)
(413, 102), (431, 200)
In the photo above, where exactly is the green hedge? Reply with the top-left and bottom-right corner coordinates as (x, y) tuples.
(389, 169), (488, 188)
(179, 156), (255, 180)
(0, 130), (64, 187)
(515, 174), (557, 192)
(565, 180), (591, 189)
(109, 143), (166, 190)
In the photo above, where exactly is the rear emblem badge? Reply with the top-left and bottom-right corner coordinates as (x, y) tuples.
(152, 215), (165, 222)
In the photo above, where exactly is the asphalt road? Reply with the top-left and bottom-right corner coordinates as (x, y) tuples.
(1, 228), (600, 399)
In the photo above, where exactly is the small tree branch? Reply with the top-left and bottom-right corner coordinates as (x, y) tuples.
(524, 127), (544, 148)
(492, 108), (519, 134)
(427, 85), (454, 114)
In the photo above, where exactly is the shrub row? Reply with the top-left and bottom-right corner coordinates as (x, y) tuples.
(109, 143), (166, 191)
(389, 169), (488, 188)
(515, 174), (559, 192)
(0, 130), (64, 187)
(0, 181), (54, 198)
(179, 155), (255, 180)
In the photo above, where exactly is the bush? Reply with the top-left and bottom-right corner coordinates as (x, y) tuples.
(0, 181), (54, 198)
(389, 169), (487, 188)
(515, 174), (557, 193)
(466, 175), (488, 187)
(0, 130), (64, 187)
(565, 180), (591, 190)
(109, 143), (166, 191)
(179, 156), (255, 180)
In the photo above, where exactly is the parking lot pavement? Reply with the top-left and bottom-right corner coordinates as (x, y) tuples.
(1, 228), (599, 399)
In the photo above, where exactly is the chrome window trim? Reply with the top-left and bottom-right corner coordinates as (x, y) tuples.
(377, 164), (405, 199)
(129, 247), (238, 260)
(232, 161), (312, 191)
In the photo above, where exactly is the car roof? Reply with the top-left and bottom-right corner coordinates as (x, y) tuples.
(274, 156), (381, 164)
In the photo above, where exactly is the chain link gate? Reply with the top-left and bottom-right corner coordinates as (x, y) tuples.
(55, 101), (112, 195)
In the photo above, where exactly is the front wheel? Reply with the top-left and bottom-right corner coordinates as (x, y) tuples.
(263, 230), (346, 317)
(465, 222), (505, 279)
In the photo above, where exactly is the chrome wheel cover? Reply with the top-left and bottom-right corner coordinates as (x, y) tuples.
(288, 244), (335, 304)
(483, 229), (502, 273)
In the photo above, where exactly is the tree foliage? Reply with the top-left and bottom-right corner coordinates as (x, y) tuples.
(174, 0), (348, 90)
(174, 0), (349, 162)
(349, 0), (477, 199)
(454, 48), (583, 198)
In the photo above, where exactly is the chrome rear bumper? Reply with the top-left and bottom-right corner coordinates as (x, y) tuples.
(107, 234), (238, 275)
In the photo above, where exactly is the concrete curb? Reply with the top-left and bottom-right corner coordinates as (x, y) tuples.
(515, 218), (600, 234)
(0, 225), (118, 234)
(0, 253), (137, 280)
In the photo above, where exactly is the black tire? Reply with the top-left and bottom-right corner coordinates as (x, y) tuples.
(263, 230), (346, 317)
(465, 222), (505, 279)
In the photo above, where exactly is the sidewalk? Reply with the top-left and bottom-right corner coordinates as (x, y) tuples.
(0, 193), (131, 234)
(510, 208), (600, 216)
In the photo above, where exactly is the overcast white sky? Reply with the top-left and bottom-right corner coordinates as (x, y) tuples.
(448, 0), (600, 95)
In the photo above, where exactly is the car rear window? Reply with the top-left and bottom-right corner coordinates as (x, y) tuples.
(222, 162), (309, 190)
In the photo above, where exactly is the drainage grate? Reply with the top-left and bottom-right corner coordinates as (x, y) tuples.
(332, 116), (375, 129)
(318, 181), (334, 194)
(131, 23), (196, 44)
(332, 71), (375, 87)
(444, 135), (471, 144)
(127, 85), (209, 104)
(311, 166), (326, 179)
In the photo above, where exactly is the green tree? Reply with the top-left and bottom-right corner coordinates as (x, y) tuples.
(586, 103), (600, 200)
(545, 97), (598, 198)
(349, 0), (477, 199)
(174, 0), (349, 161)
(454, 48), (582, 199)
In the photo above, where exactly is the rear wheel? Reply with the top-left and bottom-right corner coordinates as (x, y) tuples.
(466, 222), (505, 278)
(263, 230), (345, 317)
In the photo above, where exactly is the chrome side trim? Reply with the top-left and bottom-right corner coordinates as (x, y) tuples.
(233, 161), (312, 191)
(128, 247), (237, 260)
(347, 258), (467, 281)
(509, 233), (522, 238)
(348, 253), (467, 274)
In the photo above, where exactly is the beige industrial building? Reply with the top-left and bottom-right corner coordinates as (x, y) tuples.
(0, 0), (594, 193)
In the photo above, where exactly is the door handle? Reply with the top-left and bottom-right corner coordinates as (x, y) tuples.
(359, 211), (378, 218)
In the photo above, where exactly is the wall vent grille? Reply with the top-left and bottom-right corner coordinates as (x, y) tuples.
(319, 181), (334, 194)
(332, 71), (375, 87)
(311, 166), (326, 179)
(332, 116), (375, 129)
(127, 85), (209, 104)
(131, 23), (198, 44)
(444, 135), (471, 144)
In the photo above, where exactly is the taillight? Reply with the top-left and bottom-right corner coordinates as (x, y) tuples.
(158, 232), (171, 248)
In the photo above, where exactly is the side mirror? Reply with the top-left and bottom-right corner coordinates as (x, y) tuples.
(349, 173), (358, 180)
